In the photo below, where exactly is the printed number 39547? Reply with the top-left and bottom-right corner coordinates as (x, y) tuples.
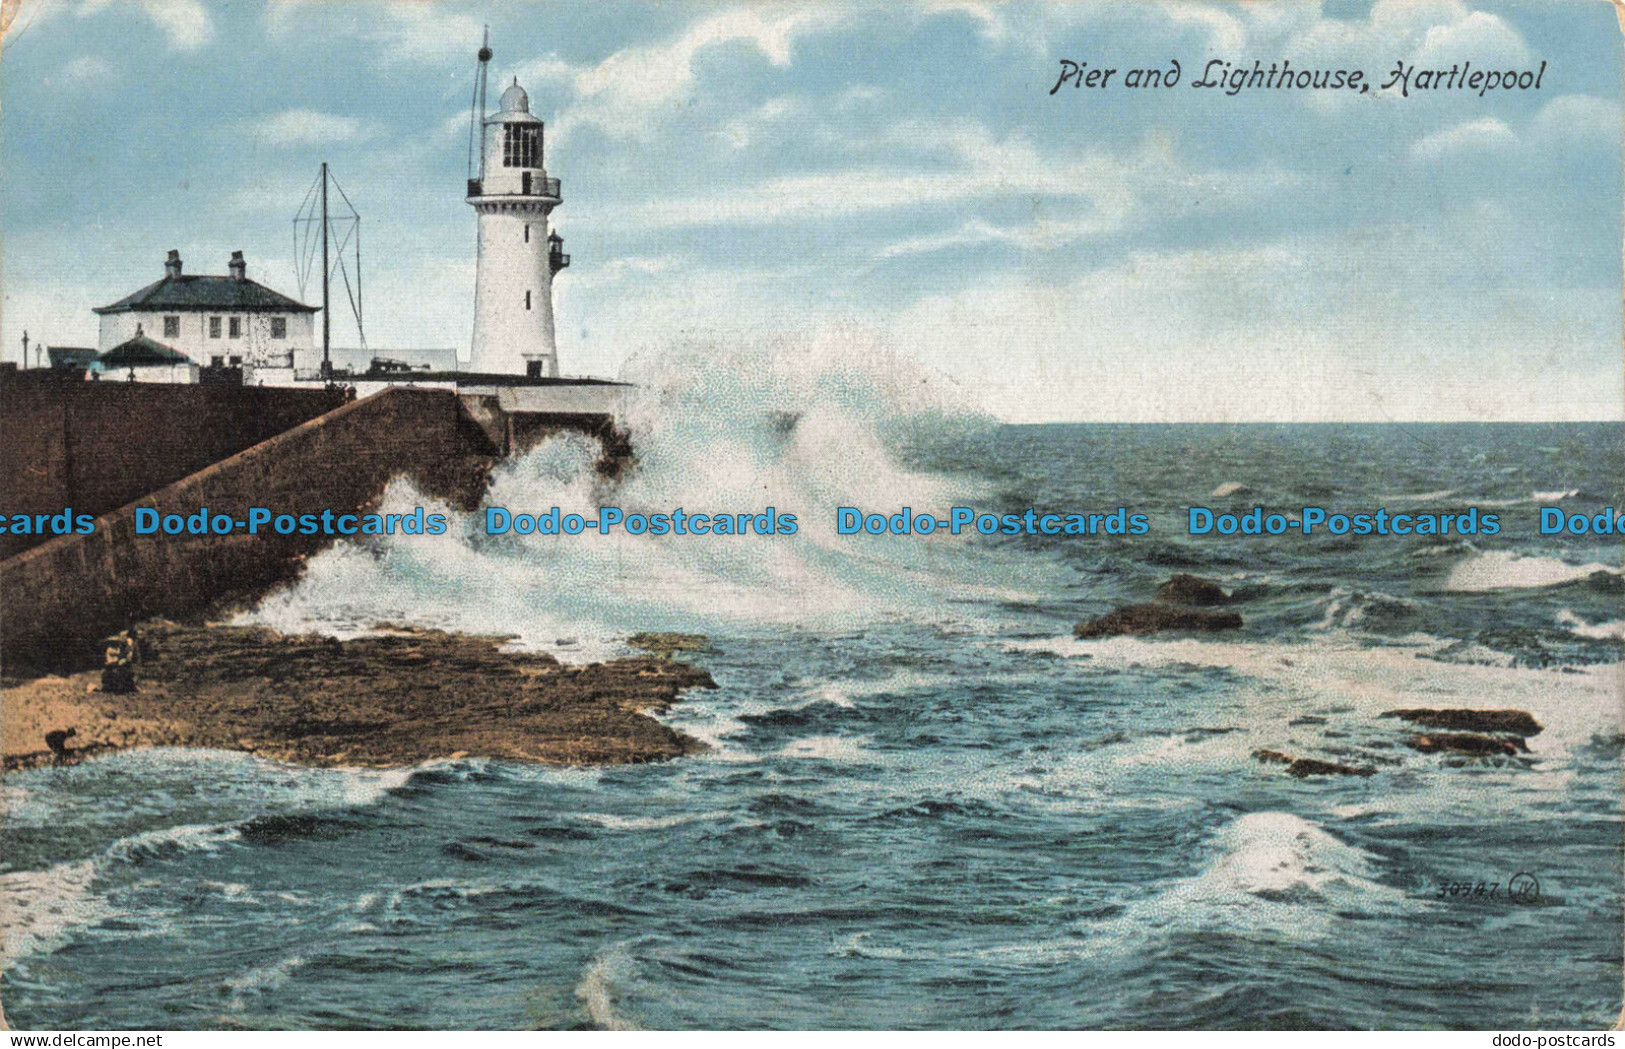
(1435, 873), (1541, 902)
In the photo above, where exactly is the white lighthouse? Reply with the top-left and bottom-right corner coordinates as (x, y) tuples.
(467, 75), (569, 377)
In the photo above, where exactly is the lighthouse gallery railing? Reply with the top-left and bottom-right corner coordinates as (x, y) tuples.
(466, 176), (560, 200)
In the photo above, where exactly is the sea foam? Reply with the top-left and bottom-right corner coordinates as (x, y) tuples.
(1442, 550), (1619, 592)
(240, 336), (1000, 652)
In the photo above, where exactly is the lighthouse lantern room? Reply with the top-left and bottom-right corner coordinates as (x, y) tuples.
(467, 36), (565, 378)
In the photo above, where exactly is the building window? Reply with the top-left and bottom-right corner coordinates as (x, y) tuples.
(163, 315), (180, 338)
(229, 317), (242, 339)
(502, 124), (541, 168)
(525, 290), (532, 310)
(209, 317), (222, 338)
(524, 224), (530, 243)
(271, 317), (287, 339)
(229, 355), (242, 366)
(211, 355), (224, 367)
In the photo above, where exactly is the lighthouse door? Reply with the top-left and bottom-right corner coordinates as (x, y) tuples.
(522, 172), (532, 195)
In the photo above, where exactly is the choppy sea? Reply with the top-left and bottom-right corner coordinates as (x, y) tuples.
(3, 350), (1621, 1029)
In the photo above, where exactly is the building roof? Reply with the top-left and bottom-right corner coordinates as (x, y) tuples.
(47, 346), (98, 369)
(100, 333), (194, 367)
(93, 274), (319, 315)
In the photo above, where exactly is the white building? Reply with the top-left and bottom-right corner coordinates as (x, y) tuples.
(467, 79), (570, 377)
(93, 250), (318, 383)
(97, 327), (201, 384)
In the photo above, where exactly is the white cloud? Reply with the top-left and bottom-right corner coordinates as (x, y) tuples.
(1414, 9), (1530, 68)
(255, 109), (376, 147)
(1160, 3), (1248, 54)
(713, 95), (802, 151)
(1192, 0), (1533, 82)
(139, 0), (211, 51)
(62, 0), (211, 50)
(63, 54), (112, 80)
(1531, 94), (1622, 143)
(1410, 94), (1620, 163)
(577, 125), (1298, 249)
(533, 4), (847, 141)
(915, 0), (1009, 42)
(1409, 117), (1515, 160)
(264, 0), (483, 64)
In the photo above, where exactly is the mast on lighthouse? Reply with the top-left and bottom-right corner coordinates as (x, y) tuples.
(466, 34), (566, 378)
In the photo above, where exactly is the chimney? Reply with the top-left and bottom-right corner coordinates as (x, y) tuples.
(164, 250), (183, 278)
(228, 251), (246, 282)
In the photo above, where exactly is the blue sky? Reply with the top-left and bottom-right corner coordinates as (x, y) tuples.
(2, 0), (1620, 421)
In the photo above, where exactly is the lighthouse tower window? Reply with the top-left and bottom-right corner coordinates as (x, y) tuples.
(502, 124), (541, 168)
(525, 290), (532, 310)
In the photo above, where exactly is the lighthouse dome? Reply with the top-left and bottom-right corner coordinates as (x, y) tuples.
(499, 80), (530, 114)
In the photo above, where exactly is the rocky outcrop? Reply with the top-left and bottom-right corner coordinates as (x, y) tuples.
(1074, 603), (1242, 639)
(1153, 574), (1232, 606)
(627, 632), (711, 657)
(1380, 708), (1542, 737)
(1382, 708), (1538, 754)
(2, 621), (717, 771)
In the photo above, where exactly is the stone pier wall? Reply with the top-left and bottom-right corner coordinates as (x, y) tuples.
(0, 375), (348, 560)
(1, 386), (499, 670)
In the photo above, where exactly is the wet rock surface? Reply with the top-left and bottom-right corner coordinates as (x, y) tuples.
(1251, 748), (1376, 778)
(1074, 575), (1244, 638)
(1074, 603), (1243, 639)
(627, 632), (712, 657)
(2, 621), (717, 771)
(1153, 574), (1233, 606)
(1380, 708), (1542, 737)
(1406, 733), (1522, 757)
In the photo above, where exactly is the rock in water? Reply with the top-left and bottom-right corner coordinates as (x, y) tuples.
(1286, 757), (1376, 778)
(1153, 574), (1232, 606)
(1584, 570), (1623, 594)
(1210, 482), (1254, 498)
(1074, 604), (1242, 639)
(1252, 748), (1375, 777)
(1407, 733), (1521, 757)
(1380, 708), (1542, 737)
